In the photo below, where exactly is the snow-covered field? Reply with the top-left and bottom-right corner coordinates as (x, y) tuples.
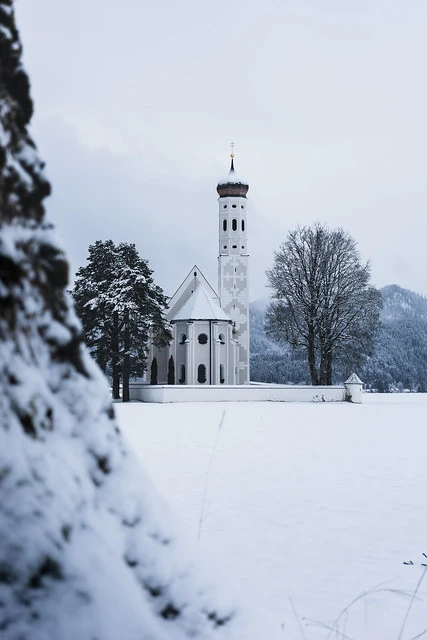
(117, 395), (427, 639)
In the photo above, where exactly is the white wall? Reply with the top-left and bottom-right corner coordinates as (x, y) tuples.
(129, 383), (355, 404)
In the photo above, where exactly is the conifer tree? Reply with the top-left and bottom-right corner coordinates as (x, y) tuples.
(72, 241), (171, 401)
(72, 240), (121, 393)
(0, 0), (50, 222)
(0, 3), (238, 637)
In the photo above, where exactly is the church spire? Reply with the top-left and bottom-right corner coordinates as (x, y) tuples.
(216, 144), (249, 198)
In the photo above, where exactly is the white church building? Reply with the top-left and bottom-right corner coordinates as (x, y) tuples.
(149, 154), (250, 386)
(134, 155), (363, 403)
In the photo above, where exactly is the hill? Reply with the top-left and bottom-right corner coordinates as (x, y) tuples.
(250, 285), (427, 390)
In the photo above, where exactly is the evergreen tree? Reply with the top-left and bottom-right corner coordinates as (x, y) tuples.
(0, 3), (237, 637)
(0, 0), (50, 222)
(167, 355), (175, 384)
(72, 240), (121, 395)
(72, 241), (171, 401)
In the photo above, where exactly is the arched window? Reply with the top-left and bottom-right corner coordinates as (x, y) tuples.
(197, 364), (207, 384)
(232, 219), (237, 231)
(220, 364), (225, 384)
(178, 364), (185, 384)
(218, 333), (225, 344)
(198, 333), (208, 345)
(223, 219), (227, 232)
(179, 333), (187, 344)
(241, 219), (245, 231)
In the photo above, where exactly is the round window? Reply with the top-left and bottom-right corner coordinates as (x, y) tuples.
(198, 333), (208, 345)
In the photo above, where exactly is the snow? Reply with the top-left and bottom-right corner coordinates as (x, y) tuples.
(217, 169), (248, 186)
(173, 282), (231, 321)
(118, 394), (427, 639)
(0, 224), (247, 639)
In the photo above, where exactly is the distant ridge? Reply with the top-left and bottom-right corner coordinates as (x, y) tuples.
(250, 285), (427, 390)
(380, 284), (427, 321)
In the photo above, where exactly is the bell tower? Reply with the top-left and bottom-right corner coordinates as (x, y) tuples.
(217, 150), (250, 384)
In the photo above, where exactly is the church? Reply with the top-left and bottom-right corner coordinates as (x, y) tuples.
(148, 153), (250, 386)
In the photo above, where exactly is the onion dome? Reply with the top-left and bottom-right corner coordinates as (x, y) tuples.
(216, 156), (249, 198)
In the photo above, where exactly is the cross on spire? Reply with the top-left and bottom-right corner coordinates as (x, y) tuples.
(230, 141), (235, 158)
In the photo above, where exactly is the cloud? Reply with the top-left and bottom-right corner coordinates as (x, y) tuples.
(16, 0), (427, 300)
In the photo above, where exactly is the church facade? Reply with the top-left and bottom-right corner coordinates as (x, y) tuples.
(148, 156), (250, 385)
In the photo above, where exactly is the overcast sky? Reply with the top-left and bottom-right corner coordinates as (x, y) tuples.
(15, 0), (427, 301)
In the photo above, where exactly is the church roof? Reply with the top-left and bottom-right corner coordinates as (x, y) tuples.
(166, 265), (219, 321)
(172, 282), (231, 322)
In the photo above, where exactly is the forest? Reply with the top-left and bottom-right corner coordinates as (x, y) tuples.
(250, 284), (427, 391)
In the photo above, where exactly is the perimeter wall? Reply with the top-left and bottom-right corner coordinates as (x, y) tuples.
(129, 381), (362, 403)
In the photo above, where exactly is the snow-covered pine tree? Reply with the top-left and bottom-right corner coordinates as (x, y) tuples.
(72, 241), (171, 401)
(114, 242), (171, 400)
(72, 240), (120, 392)
(0, 2), (241, 638)
(0, 0), (50, 222)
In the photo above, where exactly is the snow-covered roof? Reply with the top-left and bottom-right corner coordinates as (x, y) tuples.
(166, 265), (219, 321)
(217, 167), (248, 186)
(172, 282), (231, 321)
(345, 373), (363, 384)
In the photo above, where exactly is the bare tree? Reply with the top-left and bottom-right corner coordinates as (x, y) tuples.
(266, 224), (382, 385)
